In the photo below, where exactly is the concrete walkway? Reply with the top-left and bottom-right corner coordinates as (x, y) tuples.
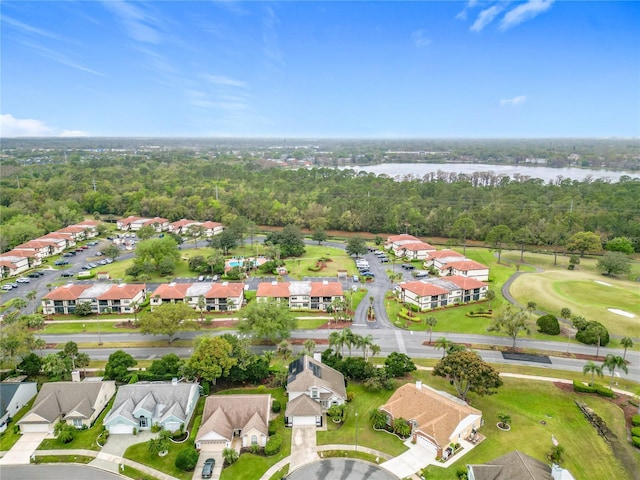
(0, 432), (49, 465)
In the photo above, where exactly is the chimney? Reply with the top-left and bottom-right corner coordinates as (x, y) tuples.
(71, 370), (81, 382)
(551, 464), (563, 480)
(416, 380), (422, 390)
(313, 352), (322, 363)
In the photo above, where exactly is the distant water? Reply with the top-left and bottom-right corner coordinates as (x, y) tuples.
(341, 163), (639, 183)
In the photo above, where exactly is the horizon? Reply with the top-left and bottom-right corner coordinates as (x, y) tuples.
(2, 1), (639, 138)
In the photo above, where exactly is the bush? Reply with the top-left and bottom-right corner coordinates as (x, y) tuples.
(632, 436), (640, 448)
(594, 385), (614, 398)
(575, 321), (610, 346)
(536, 314), (560, 335)
(632, 414), (640, 427)
(271, 400), (281, 413)
(631, 427), (640, 437)
(265, 433), (282, 456)
(364, 376), (383, 392)
(174, 447), (199, 471)
(346, 392), (354, 402)
(268, 421), (276, 436)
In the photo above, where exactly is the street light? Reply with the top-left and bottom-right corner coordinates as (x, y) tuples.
(355, 411), (359, 452)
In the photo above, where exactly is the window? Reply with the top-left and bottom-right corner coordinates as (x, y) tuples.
(251, 435), (258, 445)
(139, 416), (148, 428)
(73, 419), (83, 428)
(310, 388), (319, 399)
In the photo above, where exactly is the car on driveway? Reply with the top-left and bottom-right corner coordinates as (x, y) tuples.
(201, 458), (215, 478)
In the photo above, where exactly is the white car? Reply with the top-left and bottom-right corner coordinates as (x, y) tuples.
(1, 285), (12, 291)
(16, 277), (30, 283)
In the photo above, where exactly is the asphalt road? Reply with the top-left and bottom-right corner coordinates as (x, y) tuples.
(1, 464), (124, 480)
(286, 458), (396, 480)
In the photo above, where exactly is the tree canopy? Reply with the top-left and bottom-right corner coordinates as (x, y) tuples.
(104, 350), (137, 382)
(139, 302), (199, 344)
(596, 251), (631, 276)
(238, 300), (297, 342)
(186, 335), (236, 385)
(432, 350), (502, 401)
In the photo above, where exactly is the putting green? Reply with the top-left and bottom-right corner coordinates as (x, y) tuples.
(510, 269), (640, 338)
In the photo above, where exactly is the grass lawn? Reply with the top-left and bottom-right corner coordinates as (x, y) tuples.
(508, 253), (640, 338)
(124, 438), (193, 480)
(282, 245), (358, 280)
(220, 386), (290, 480)
(414, 372), (639, 480)
(0, 397), (36, 451)
(38, 397), (114, 451)
(33, 454), (94, 464)
(316, 383), (408, 457)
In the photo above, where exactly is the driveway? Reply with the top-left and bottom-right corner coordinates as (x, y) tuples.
(380, 442), (435, 478)
(193, 446), (223, 480)
(288, 426), (319, 473)
(0, 432), (49, 465)
(89, 430), (152, 473)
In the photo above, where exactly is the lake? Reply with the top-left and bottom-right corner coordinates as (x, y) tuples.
(340, 163), (639, 183)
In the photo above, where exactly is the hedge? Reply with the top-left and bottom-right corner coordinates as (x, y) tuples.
(265, 433), (282, 456)
(632, 436), (640, 448)
(633, 414), (640, 427)
(572, 380), (614, 398)
(631, 427), (640, 437)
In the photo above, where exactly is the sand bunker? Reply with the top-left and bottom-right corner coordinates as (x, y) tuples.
(594, 280), (613, 287)
(608, 308), (635, 318)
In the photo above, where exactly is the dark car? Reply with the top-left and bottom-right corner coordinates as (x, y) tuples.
(61, 272), (74, 277)
(63, 252), (76, 257)
(201, 458), (215, 478)
(54, 260), (69, 266)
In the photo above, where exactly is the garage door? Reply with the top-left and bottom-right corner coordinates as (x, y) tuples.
(108, 424), (134, 435)
(416, 435), (438, 454)
(292, 416), (316, 426)
(19, 423), (51, 434)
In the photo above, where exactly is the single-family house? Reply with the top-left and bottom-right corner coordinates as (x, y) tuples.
(104, 380), (200, 434)
(0, 379), (38, 433)
(467, 450), (576, 480)
(398, 276), (488, 311)
(17, 380), (116, 433)
(380, 381), (482, 459)
(195, 394), (271, 451)
(285, 355), (346, 427)
(256, 281), (343, 311)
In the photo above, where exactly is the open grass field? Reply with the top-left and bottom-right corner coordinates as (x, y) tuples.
(414, 372), (639, 480)
(507, 252), (640, 338)
(282, 245), (358, 280)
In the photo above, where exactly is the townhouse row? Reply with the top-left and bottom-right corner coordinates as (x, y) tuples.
(116, 216), (224, 237)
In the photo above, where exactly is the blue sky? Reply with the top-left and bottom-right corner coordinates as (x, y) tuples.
(1, 1), (639, 138)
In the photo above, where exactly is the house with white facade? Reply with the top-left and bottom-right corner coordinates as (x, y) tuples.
(0, 379), (38, 433)
(116, 216), (169, 232)
(0, 253), (30, 277)
(196, 394), (271, 451)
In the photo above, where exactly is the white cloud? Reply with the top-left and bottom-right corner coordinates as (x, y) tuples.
(2, 15), (62, 40)
(60, 130), (88, 137)
(1, 114), (54, 137)
(0, 114), (87, 137)
(411, 30), (432, 47)
(500, 95), (527, 107)
(102, 0), (163, 44)
(470, 5), (504, 32)
(456, 0), (479, 21)
(202, 74), (248, 88)
(500, 0), (555, 31)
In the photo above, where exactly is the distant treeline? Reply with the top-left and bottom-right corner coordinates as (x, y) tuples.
(1, 153), (639, 252)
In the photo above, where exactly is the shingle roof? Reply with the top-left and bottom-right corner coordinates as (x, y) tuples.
(44, 284), (91, 301)
(287, 356), (346, 399)
(97, 284), (146, 300)
(380, 383), (481, 449)
(445, 275), (487, 290)
(197, 394), (271, 443)
(309, 281), (343, 297)
(0, 384), (20, 417)
(401, 281), (449, 297)
(285, 394), (322, 417)
(256, 281), (291, 298)
(206, 282), (245, 299)
(386, 234), (420, 243)
(468, 450), (553, 480)
(151, 283), (190, 300)
(441, 259), (488, 271)
(426, 250), (465, 260)
(402, 242), (436, 251)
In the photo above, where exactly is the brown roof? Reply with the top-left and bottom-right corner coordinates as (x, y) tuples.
(197, 394), (271, 442)
(401, 281), (449, 297)
(285, 394), (322, 417)
(256, 281), (291, 298)
(387, 234), (420, 243)
(441, 259), (488, 271)
(17, 240), (57, 249)
(201, 221), (222, 228)
(58, 226), (87, 234)
(170, 219), (197, 229)
(151, 283), (190, 300)
(98, 284), (146, 300)
(45, 284), (91, 301)
(402, 241), (436, 251)
(380, 383), (481, 449)
(205, 282), (245, 299)
(310, 282), (343, 297)
(468, 450), (553, 480)
(74, 220), (99, 227)
(3, 249), (39, 258)
(118, 216), (143, 226)
(427, 250), (465, 259)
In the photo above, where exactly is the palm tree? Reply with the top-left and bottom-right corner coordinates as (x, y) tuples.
(369, 409), (387, 430)
(582, 361), (603, 386)
(425, 317), (437, 344)
(526, 301), (537, 319)
(328, 331), (343, 355)
(547, 444), (565, 465)
(497, 413), (511, 429)
(197, 295), (206, 323)
(560, 307), (572, 323)
(26, 289), (37, 305)
(434, 337), (452, 358)
(360, 334), (375, 360)
(223, 447), (239, 466)
(621, 337), (634, 360)
(368, 296), (374, 320)
(12, 298), (27, 313)
(344, 328), (357, 356)
(370, 343), (381, 359)
(603, 354), (628, 389)
(302, 339), (316, 356)
(276, 340), (292, 360)
(447, 343), (467, 355)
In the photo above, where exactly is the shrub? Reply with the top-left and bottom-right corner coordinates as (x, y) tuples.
(364, 376), (383, 392)
(223, 447), (239, 466)
(632, 436), (640, 448)
(631, 427), (640, 437)
(271, 400), (281, 413)
(536, 314), (560, 335)
(594, 385), (614, 398)
(346, 391), (354, 402)
(632, 414), (640, 427)
(575, 321), (610, 346)
(265, 433), (282, 456)
(201, 382), (210, 396)
(573, 380), (597, 394)
(268, 421), (276, 436)
(174, 448), (199, 471)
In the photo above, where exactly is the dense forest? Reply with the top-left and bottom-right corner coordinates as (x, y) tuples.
(1, 148), (639, 253)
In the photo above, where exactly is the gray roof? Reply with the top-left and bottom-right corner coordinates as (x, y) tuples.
(197, 394), (271, 443)
(285, 394), (322, 417)
(104, 382), (198, 426)
(468, 451), (553, 480)
(287, 355), (346, 399)
(18, 381), (114, 424)
(0, 384), (20, 417)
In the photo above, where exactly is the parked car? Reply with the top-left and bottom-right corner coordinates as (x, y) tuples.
(87, 241), (98, 246)
(27, 272), (43, 278)
(361, 272), (375, 277)
(414, 271), (429, 278)
(202, 458), (215, 478)
(88, 263), (98, 268)
(61, 272), (74, 277)
(16, 277), (30, 283)
(63, 252), (75, 257)
(353, 275), (359, 282)
(401, 263), (415, 270)
(9, 282), (19, 288)
(1, 285), (13, 291)
(54, 260), (69, 266)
